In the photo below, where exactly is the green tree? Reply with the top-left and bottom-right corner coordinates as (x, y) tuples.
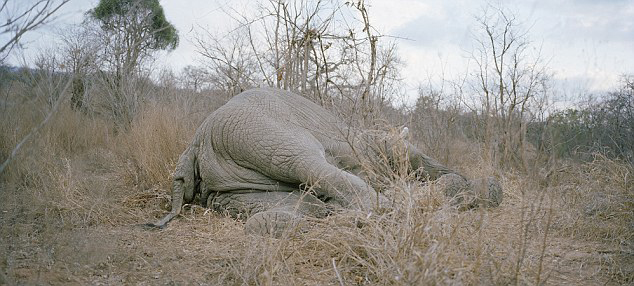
(89, 0), (178, 128)
(90, 0), (178, 73)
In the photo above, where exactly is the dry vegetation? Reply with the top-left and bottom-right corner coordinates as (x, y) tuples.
(1, 86), (632, 285)
(1, 0), (633, 285)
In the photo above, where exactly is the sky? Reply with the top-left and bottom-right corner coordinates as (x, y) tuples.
(3, 0), (633, 105)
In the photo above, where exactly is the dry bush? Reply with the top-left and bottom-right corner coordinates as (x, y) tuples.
(44, 105), (112, 154)
(167, 141), (631, 285)
(110, 94), (225, 224)
(0, 85), (222, 283)
(551, 154), (632, 242)
(157, 133), (553, 285)
(117, 102), (198, 189)
(546, 154), (633, 283)
(0, 84), (214, 227)
(1, 97), (117, 227)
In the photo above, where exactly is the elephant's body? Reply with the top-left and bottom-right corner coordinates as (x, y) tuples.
(194, 87), (362, 193)
(149, 88), (502, 235)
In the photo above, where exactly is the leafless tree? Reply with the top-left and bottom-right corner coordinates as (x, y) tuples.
(193, 0), (402, 123)
(0, 0), (71, 174)
(179, 65), (210, 92)
(545, 75), (634, 163)
(57, 25), (98, 111)
(30, 48), (68, 107)
(468, 4), (550, 169)
(410, 81), (464, 164)
(194, 28), (258, 97)
(0, 0), (70, 61)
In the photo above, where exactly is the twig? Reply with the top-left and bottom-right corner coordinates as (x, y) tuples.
(535, 195), (554, 285)
(332, 258), (345, 286)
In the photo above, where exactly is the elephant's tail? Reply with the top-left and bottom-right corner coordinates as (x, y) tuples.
(146, 142), (200, 229)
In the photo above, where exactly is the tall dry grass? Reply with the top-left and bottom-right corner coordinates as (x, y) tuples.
(1, 83), (632, 284)
(1, 92), (112, 222)
(189, 153), (631, 285)
(547, 154), (633, 242)
(118, 102), (198, 188)
(0, 85), (222, 284)
(0, 86), (212, 229)
(546, 154), (634, 282)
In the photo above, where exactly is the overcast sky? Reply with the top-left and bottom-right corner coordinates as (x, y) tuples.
(4, 0), (633, 104)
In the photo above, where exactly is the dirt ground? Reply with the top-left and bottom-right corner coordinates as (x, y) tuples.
(1, 171), (632, 285)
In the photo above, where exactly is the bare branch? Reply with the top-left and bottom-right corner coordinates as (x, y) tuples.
(0, 0), (71, 60)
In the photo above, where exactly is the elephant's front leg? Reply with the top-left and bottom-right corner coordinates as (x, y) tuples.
(291, 155), (386, 212)
(435, 174), (503, 209)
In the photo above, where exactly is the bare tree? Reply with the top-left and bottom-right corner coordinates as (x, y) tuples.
(194, 0), (402, 124)
(179, 65), (210, 92)
(58, 25), (98, 111)
(193, 28), (257, 97)
(545, 75), (634, 163)
(0, 0), (71, 174)
(410, 81), (464, 164)
(0, 0), (70, 61)
(468, 4), (550, 169)
(31, 48), (67, 107)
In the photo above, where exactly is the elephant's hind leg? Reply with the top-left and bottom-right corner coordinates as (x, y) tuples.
(244, 209), (301, 237)
(208, 191), (328, 237)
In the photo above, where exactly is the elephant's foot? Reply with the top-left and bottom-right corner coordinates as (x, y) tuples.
(436, 174), (503, 210)
(245, 209), (303, 237)
(207, 190), (329, 237)
(469, 177), (503, 208)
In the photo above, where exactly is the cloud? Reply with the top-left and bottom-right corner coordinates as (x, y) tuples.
(386, 0), (479, 47)
(369, 0), (430, 33)
(378, 0), (633, 101)
(535, 0), (634, 43)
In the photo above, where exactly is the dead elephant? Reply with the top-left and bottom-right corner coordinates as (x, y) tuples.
(147, 87), (502, 236)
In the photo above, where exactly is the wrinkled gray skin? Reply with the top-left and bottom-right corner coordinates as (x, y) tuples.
(148, 88), (502, 236)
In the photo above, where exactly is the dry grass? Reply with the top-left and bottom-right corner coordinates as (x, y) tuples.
(118, 102), (199, 189)
(1, 88), (632, 285)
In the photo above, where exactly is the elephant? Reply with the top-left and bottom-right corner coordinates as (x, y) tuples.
(147, 87), (502, 236)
